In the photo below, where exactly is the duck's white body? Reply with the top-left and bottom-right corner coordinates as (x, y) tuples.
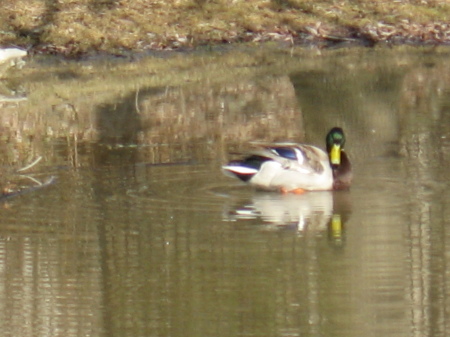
(223, 143), (334, 192)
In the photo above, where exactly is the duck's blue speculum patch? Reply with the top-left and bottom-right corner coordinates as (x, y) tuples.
(270, 147), (298, 160)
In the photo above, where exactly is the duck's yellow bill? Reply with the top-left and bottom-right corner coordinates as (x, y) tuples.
(330, 144), (341, 165)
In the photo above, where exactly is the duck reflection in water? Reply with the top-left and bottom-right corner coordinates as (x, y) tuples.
(224, 191), (351, 246)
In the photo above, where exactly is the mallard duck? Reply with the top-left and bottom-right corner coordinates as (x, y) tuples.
(222, 127), (352, 193)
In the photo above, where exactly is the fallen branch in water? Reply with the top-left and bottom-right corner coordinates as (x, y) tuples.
(0, 156), (55, 201)
(0, 176), (56, 200)
(16, 156), (42, 173)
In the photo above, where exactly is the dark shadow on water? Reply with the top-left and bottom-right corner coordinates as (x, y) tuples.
(94, 87), (167, 166)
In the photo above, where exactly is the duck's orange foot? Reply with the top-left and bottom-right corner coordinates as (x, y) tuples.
(280, 187), (306, 194)
(291, 188), (306, 195)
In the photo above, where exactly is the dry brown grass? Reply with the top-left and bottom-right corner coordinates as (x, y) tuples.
(1, 0), (450, 55)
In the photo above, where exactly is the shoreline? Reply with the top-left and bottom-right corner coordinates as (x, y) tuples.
(1, 1), (450, 57)
(22, 22), (450, 58)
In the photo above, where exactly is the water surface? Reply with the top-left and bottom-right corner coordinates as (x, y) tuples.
(0, 46), (449, 337)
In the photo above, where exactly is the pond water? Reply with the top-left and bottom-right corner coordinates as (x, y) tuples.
(0, 46), (449, 337)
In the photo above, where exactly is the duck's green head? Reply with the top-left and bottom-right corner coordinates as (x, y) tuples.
(326, 127), (345, 166)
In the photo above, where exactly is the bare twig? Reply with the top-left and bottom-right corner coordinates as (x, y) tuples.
(135, 88), (141, 114)
(16, 156), (42, 173)
(18, 174), (44, 185)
